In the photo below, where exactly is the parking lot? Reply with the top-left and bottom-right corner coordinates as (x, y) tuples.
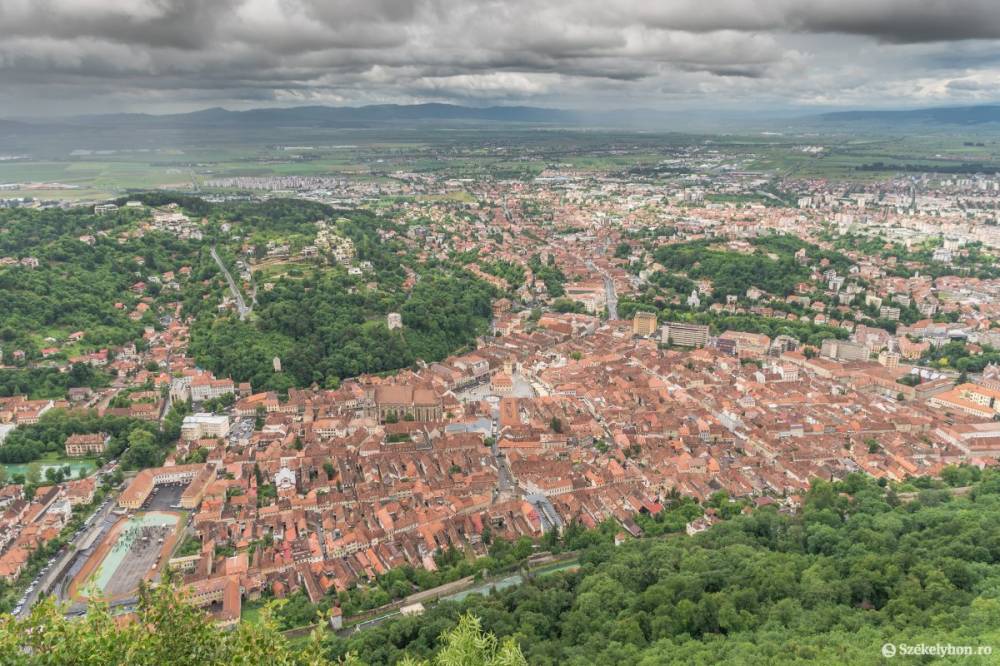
(142, 483), (185, 512)
(228, 417), (254, 445)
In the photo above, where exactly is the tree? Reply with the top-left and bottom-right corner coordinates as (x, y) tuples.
(25, 462), (42, 487)
(401, 614), (527, 666)
(550, 417), (564, 434)
(0, 583), (522, 666)
(121, 427), (161, 470)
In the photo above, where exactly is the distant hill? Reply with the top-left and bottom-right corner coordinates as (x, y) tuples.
(3, 104), (757, 132)
(0, 119), (29, 134)
(65, 103), (582, 129)
(813, 105), (1000, 126)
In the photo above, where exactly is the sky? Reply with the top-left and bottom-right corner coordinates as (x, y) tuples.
(4, 0), (1000, 116)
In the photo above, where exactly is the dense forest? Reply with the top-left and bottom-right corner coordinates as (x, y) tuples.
(190, 270), (494, 391)
(325, 471), (1000, 664)
(653, 236), (852, 303)
(0, 365), (111, 400)
(0, 196), (496, 392)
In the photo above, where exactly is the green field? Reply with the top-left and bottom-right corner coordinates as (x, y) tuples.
(4, 125), (1000, 199)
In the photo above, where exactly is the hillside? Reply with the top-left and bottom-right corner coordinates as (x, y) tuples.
(328, 471), (1000, 664)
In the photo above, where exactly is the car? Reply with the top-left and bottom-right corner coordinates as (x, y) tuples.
(13, 605), (22, 614)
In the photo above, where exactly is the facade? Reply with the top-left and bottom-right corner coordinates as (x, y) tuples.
(64, 433), (109, 457)
(632, 311), (658, 337)
(190, 377), (236, 403)
(118, 463), (213, 509)
(821, 339), (870, 362)
(364, 384), (443, 422)
(661, 322), (710, 348)
(181, 414), (231, 441)
(718, 331), (771, 358)
(928, 383), (1000, 419)
(491, 373), (514, 395)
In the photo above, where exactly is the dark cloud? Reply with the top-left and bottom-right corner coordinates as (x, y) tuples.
(1, 0), (1000, 115)
(632, 1), (1000, 43)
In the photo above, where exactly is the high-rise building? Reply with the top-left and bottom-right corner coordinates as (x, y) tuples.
(632, 311), (658, 337)
(661, 322), (710, 348)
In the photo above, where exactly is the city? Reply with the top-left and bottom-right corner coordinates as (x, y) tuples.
(3, 1), (1000, 664)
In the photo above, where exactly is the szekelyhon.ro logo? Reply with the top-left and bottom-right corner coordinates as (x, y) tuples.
(882, 644), (897, 658)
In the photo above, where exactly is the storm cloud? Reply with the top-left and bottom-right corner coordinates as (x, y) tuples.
(2, 0), (1000, 115)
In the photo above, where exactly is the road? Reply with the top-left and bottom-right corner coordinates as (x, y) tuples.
(491, 424), (516, 496)
(603, 274), (618, 320)
(210, 246), (251, 320)
(16, 494), (118, 618)
(501, 196), (513, 223)
(587, 258), (618, 320)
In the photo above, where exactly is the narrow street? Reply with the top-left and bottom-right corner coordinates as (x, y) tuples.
(210, 246), (251, 320)
(603, 274), (618, 320)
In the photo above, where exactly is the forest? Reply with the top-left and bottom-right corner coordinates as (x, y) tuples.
(0, 203), (217, 357)
(0, 365), (111, 400)
(190, 270), (494, 391)
(1, 580), (525, 666)
(189, 207), (496, 391)
(324, 471), (1000, 665)
(652, 236), (852, 303)
(0, 196), (496, 392)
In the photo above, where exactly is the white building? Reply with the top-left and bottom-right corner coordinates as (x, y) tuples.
(180, 413), (230, 441)
(274, 467), (296, 490)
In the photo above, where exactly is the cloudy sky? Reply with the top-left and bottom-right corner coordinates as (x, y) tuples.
(3, 0), (1000, 116)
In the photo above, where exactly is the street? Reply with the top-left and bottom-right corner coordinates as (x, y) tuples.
(210, 246), (251, 320)
(16, 493), (118, 618)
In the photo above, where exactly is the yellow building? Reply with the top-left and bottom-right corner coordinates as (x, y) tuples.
(632, 311), (658, 337)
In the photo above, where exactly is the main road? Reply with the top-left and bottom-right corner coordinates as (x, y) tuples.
(587, 258), (618, 320)
(210, 246), (251, 320)
(16, 493), (118, 618)
(603, 274), (618, 320)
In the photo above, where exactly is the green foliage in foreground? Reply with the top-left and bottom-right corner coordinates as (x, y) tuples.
(0, 582), (525, 666)
(328, 472), (1000, 665)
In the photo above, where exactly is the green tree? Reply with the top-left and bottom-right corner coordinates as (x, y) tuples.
(25, 461), (42, 487)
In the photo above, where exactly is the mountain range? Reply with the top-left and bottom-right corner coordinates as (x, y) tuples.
(6, 103), (1000, 134)
(814, 105), (1000, 126)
